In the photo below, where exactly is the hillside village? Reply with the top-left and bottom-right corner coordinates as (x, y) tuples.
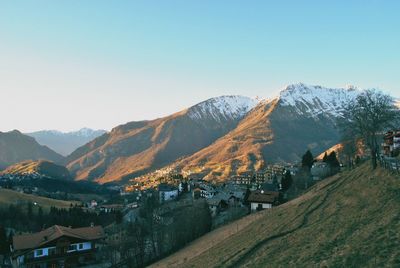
(2, 123), (400, 268)
(1, 0), (399, 266)
(0, 87), (399, 268)
(0, 145), (354, 267)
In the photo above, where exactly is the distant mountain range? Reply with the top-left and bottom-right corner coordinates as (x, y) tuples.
(0, 130), (63, 170)
(169, 83), (359, 180)
(66, 96), (257, 183)
(26, 128), (107, 156)
(2, 83), (387, 184)
(65, 83), (362, 184)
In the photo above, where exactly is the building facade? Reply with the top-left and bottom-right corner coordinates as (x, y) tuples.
(11, 225), (105, 268)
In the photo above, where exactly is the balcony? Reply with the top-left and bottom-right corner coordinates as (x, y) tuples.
(25, 248), (97, 264)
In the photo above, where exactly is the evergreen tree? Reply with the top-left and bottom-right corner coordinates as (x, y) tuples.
(27, 202), (33, 219)
(281, 171), (293, 192)
(0, 226), (8, 254)
(322, 152), (328, 162)
(327, 151), (340, 168)
(115, 210), (123, 225)
(327, 151), (340, 174)
(302, 150), (314, 170)
(243, 188), (251, 206)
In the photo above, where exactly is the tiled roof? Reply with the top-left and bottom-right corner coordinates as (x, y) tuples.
(13, 225), (105, 251)
(247, 190), (279, 204)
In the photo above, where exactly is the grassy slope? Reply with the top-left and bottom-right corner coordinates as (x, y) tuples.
(151, 164), (400, 267)
(2, 160), (71, 180)
(0, 188), (80, 210)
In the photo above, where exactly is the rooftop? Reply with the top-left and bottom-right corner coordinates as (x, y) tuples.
(247, 190), (279, 204)
(13, 225), (105, 251)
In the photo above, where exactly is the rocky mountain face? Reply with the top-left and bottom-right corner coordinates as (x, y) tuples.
(0, 130), (64, 170)
(171, 83), (360, 181)
(279, 83), (358, 117)
(66, 96), (258, 183)
(66, 84), (361, 183)
(26, 128), (106, 156)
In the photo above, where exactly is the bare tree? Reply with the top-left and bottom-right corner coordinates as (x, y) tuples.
(339, 90), (399, 169)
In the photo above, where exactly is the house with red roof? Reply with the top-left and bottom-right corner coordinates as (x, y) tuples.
(11, 225), (105, 268)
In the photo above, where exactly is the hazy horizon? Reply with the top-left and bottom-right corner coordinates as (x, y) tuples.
(1, 1), (399, 132)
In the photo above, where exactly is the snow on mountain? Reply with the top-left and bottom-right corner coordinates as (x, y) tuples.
(29, 128), (106, 137)
(188, 95), (259, 121)
(26, 128), (107, 156)
(279, 83), (360, 117)
(75, 128), (106, 137)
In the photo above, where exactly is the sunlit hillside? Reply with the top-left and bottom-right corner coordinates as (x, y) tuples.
(152, 163), (400, 267)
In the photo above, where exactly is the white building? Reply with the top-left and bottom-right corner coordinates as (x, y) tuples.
(158, 183), (179, 203)
(248, 190), (279, 212)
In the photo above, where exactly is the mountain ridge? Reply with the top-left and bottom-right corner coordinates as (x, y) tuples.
(66, 95), (256, 183)
(0, 130), (64, 170)
(66, 84), (365, 183)
(1, 160), (72, 180)
(27, 128), (107, 156)
(162, 84), (360, 181)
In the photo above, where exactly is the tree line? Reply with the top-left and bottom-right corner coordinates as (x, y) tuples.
(106, 194), (212, 268)
(0, 203), (116, 234)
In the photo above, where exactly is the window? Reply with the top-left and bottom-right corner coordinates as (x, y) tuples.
(35, 249), (44, 257)
(48, 247), (56, 256)
(68, 244), (78, 251)
(78, 243), (84, 250)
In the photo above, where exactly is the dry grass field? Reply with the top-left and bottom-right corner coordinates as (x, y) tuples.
(152, 163), (400, 267)
(0, 188), (80, 211)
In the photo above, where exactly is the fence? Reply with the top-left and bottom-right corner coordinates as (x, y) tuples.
(378, 155), (400, 174)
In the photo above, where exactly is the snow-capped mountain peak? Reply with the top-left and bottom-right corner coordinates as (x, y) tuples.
(279, 83), (360, 117)
(75, 128), (106, 137)
(29, 128), (106, 137)
(188, 95), (259, 121)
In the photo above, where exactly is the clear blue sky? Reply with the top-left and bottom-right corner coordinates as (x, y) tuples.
(1, 0), (399, 132)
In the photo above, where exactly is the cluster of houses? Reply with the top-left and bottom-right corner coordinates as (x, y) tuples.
(0, 172), (45, 181)
(154, 179), (280, 223)
(382, 130), (400, 157)
(155, 169), (286, 218)
(0, 173), (44, 194)
(229, 164), (297, 186)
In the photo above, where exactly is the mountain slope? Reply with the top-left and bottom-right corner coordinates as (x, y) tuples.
(1, 160), (72, 180)
(0, 130), (64, 170)
(27, 128), (106, 156)
(0, 188), (79, 210)
(172, 84), (358, 180)
(66, 96), (257, 183)
(152, 163), (400, 267)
